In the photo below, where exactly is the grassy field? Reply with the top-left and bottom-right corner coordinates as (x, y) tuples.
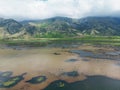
(0, 36), (120, 47)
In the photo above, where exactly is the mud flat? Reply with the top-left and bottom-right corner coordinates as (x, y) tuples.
(0, 45), (120, 90)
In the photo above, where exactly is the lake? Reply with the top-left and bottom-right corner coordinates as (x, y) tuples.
(0, 44), (120, 90)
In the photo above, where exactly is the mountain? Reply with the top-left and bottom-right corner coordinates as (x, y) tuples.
(0, 18), (23, 34)
(24, 17), (79, 37)
(0, 18), (37, 39)
(77, 17), (120, 35)
(0, 16), (120, 39)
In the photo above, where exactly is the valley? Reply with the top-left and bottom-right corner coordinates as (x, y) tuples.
(0, 16), (120, 90)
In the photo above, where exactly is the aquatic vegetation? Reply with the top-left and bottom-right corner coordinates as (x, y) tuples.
(3, 80), (15, 87)
(61, 71), (79, 77)
(0, 71), (13, 85)
(0, 71), (13, 78)
(57, 82), (65, 88)
(44, 80), (69, 90)
(1, 76), (24, 88)
(26, 76), (47, 84)
(2, 76), (23, 88)
(44, 76), (120, 90)
(0, 72), (26, 88)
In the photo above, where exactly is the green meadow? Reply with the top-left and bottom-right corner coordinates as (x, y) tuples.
(0, 36), (120, 46)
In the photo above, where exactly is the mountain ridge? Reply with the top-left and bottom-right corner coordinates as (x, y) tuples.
(0, 16), (120, 39)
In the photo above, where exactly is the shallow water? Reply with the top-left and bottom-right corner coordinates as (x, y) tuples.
(70, 50), (120, 60)
(44, 76), (120, 90)
(0, 45), (120, 90)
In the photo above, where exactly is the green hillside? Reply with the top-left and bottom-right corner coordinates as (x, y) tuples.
(0, 16), (120, 39)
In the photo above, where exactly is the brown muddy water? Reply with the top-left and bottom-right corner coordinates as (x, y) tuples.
(0, 45), (120, 90)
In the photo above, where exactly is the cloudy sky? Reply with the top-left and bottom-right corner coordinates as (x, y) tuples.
(0, 0), (120, 20)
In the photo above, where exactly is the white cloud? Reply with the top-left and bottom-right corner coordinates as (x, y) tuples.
(0, 0), (120, 20)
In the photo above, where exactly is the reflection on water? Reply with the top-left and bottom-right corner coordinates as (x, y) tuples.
(44, 76), (120, 90)
(70, 50), (120, 60)
(0, 45), (120, 90)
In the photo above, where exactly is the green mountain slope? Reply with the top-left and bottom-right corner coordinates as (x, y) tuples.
(0, 17), (120, 39)
(22, 17), (79, 37)
(77, 17), (120, 35)
(0, 18), (23, 34)
(22, 17), (120, 37)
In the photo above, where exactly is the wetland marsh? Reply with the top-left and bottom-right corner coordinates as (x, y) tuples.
(0, 37), (120, 90)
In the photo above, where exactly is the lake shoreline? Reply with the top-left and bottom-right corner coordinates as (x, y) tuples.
(0, 43), (120, 90)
